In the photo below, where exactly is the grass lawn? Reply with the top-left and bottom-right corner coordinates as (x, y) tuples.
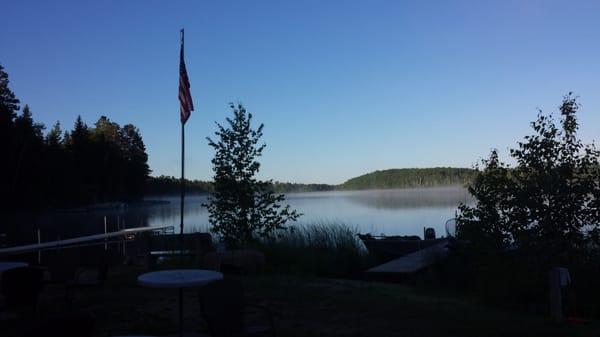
(243, 275), (600, 337)
(10, 265), (600, 337)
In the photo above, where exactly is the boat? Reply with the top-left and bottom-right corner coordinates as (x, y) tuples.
(358, 225), (451, 262)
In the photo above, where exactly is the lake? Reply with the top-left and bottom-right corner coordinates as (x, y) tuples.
(2, 186), (473, 245)
(145, 185), (473, 237)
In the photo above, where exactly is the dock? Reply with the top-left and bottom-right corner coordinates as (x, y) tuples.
(0, 225), (172, 256)
(367, 239), (448, 274)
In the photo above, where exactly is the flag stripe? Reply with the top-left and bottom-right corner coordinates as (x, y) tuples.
(179, 33), (193, 124)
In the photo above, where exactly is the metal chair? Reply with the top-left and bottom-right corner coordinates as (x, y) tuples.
(46, 249), (113, 302)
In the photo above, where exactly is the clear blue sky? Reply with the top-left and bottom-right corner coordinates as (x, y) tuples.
(2, 0), (599, 184)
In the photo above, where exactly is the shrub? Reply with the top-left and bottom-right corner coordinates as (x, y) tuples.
(455, 94), (600, 312)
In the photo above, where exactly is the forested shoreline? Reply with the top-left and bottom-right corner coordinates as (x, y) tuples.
(146, 175), (214, 195)
(340, 168), (476, 190)
(145, 177), (335, 195)
(2, 64), (474, 211)
(147, 168), (475, 195)
(1, 65), (150, 211)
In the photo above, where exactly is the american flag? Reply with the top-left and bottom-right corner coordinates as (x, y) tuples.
(179, 29), (194, 124)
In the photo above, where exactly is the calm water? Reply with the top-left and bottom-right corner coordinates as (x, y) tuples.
(144, 186), (473, 237)
(2, 186), (473, 244)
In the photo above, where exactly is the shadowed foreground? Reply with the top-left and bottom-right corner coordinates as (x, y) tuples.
(6, 265), (599, 337)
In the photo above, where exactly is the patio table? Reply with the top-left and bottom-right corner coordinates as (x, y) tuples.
(0, 261), (29, 274)
(138, 269), (223, 337)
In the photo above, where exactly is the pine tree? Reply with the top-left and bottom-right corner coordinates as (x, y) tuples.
(15, 104), (44, 138)
(63, 131), (71, 146)
(46, 121), (63, 147)
(0, 64), (20, 127)
(12, 105), (45, 207)
(0, 65), (20, 206)
(71, 115), (89, 147)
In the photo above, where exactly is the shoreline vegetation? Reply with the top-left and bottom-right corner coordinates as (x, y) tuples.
(146, 167), (476, 195)
(1, 65), (151, 212)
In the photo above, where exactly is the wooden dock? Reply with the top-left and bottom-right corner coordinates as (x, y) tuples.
(367, 239), (448, 274)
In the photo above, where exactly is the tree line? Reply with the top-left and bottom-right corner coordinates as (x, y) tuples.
(146, 168), (476, 195)
(340, 167), (477, 190)
(146, 175), (214, 195)
(271, 182), (334, 193)
(145, 177), (335, 195)
(0, 64), (150, 211)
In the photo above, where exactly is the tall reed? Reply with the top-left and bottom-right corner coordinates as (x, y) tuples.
(254, 222), (373, 277)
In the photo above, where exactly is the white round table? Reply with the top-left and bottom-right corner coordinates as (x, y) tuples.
(137, 269), (223, 337)
(0, 261), (29, 273)
(138, 269), (223, 288)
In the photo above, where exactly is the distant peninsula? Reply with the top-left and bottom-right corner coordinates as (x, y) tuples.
(146, 167), (476, 195)
(339, 167), (476, 191)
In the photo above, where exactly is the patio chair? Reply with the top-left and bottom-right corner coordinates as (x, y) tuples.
(198, 279), (276, 337)
(46, 249), (112, 302)
(67, 248), (113, 288)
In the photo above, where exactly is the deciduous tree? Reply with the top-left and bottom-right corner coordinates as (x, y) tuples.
(206, 103), (300, 246)
(457, 94), (600, 266)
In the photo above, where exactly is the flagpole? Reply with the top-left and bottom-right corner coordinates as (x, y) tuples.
(180, 29), (186, 241)
(180, 121), (185, 238)
(178, 26), (193, 263)
(178, 120), (184, 337)
(178, 27), (191, 337)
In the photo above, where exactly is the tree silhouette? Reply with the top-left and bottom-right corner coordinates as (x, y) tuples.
(0, 65), (21, 207)
(11, 105), (45, 207)
(457, 93), (600, 265)
(119, 123), (150, 199)
(46, 121), (62, 147)
(206, 103), (300, 246)
(0, 64), (19, 126)
(0, 65), (151, 211)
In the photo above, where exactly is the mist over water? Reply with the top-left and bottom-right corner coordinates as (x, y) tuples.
(2, 186), (473, 244)
(146, 185), (473, 237)
(288, 186), (472, 236)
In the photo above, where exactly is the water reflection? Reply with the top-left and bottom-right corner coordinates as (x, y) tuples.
(2, 187), (473, 244)
(144, 195), (210, 233)
(287, 186), (473, 236)
(340, 186), (471, 210)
